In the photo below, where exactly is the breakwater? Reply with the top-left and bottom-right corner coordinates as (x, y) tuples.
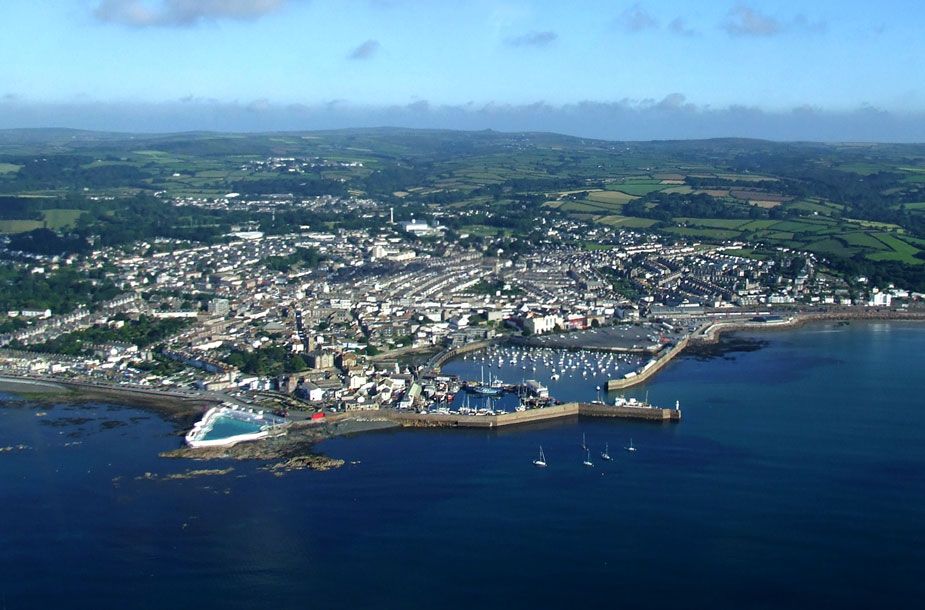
(385, 401), (680, 429)
(606, 337), (690, 391)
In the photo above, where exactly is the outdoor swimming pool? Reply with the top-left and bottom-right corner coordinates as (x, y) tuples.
(185, 405), (288, 448)
(201, 414), (265, 441)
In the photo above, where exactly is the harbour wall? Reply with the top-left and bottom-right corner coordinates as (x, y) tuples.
(428, 339), (494, 372)
(386, 402), (679, 429)
(606, 337), (689, 391)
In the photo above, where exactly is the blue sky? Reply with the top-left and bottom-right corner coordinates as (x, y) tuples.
(1, 0), (924, 140)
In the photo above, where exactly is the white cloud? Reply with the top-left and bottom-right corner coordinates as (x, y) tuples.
(505, 31), (558, 47)
(617, 4), (658, 33)
(668, 17), (696, 37)
(348, 39), (381, 60)
(93, 0), (290, 27)
(723, 4), (825, 37)
(723, 4), (781, 36)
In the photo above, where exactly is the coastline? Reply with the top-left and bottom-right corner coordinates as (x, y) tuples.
(605, 309), (925, 390)
(0, 375), (217, 423)
(691, 309), (925, 345)
(2, 310), (923, 471)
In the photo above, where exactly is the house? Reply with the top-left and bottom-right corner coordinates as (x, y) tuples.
(296, 381), (326, 402)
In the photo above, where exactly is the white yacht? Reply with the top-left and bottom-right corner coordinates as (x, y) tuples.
(533, 446), (547, 468)
(582, 449), (593, 467)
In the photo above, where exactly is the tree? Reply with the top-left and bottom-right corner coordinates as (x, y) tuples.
(290, 354), (308, 372)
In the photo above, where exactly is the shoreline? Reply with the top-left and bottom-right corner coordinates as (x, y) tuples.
(692, 309), (925, 345)
(1, 311), (923, 470)
(0, 375), (217, 423)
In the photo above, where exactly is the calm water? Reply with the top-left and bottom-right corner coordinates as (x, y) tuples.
(1, 322), (924, 609)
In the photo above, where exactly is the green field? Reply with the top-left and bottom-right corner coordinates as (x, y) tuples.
(598, 215), (658, 228)
(739, 219), (781, 230)
(660, 185), (694, 194)
(558, 201), (614, 213)
(586, 191), (636, 205)
(675, 218), (751, 229)
(804, 238), (857, 258)
(461, 224), (511, 237)
(607, 180), (667, 196)
(869, 233), (924, 264)
(42, 209), (84, 229)
(0, 163), (21, 174)
(0, 220), (43, 233)
(665, 227), (741, 240)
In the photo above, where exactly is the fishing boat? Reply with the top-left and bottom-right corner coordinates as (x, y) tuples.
(601, 443), (611, 461)
(582, 448), (593, 467)
(533, 446), (547, 468)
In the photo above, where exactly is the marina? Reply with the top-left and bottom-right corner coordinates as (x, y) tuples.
(459, 344), (645, 388)
(435, 344), (678, 428)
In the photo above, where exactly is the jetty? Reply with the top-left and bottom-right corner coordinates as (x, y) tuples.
(386, 401), (680, 429)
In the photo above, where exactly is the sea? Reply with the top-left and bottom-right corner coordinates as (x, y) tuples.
(1, 321), (924, 609)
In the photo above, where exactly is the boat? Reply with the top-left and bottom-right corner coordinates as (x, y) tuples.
(582, 448), (593, 467)
(472, 366), (503, 396)
(533, 446), (547, 468)
(581, 432), (587, 450)
(601, 443), (611, 461)
(625, 438), (637, 453)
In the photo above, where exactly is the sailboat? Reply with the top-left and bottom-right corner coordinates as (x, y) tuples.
(625, 438), (637, 453)
(582, 448), (593, 467)
(601, 443), (611, 461)
(581, 432), (587, 450)
(533, 446), (547, 468)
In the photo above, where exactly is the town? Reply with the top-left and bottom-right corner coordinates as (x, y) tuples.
(1, 190), (920, 422)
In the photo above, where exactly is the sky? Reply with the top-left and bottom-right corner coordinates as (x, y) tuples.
(1, 0), (924, 141)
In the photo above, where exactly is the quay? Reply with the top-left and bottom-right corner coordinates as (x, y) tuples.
(385, 401), (680, 429)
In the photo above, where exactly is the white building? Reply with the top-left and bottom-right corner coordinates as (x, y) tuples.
(524, 314), (561, 335)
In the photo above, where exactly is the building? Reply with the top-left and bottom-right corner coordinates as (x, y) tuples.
(400, 220), (443, 237)
(208, 298), (231, 316)
(524, 313), (561, 335)
(307, 351), (335, 370)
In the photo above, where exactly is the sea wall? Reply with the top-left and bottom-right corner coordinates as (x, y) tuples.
(692, 310), (925, 345)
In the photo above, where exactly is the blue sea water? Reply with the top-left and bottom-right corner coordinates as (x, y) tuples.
(1, 321), (924, 609)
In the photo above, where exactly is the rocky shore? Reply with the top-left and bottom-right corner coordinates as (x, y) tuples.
(160, 422), (345, 472)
